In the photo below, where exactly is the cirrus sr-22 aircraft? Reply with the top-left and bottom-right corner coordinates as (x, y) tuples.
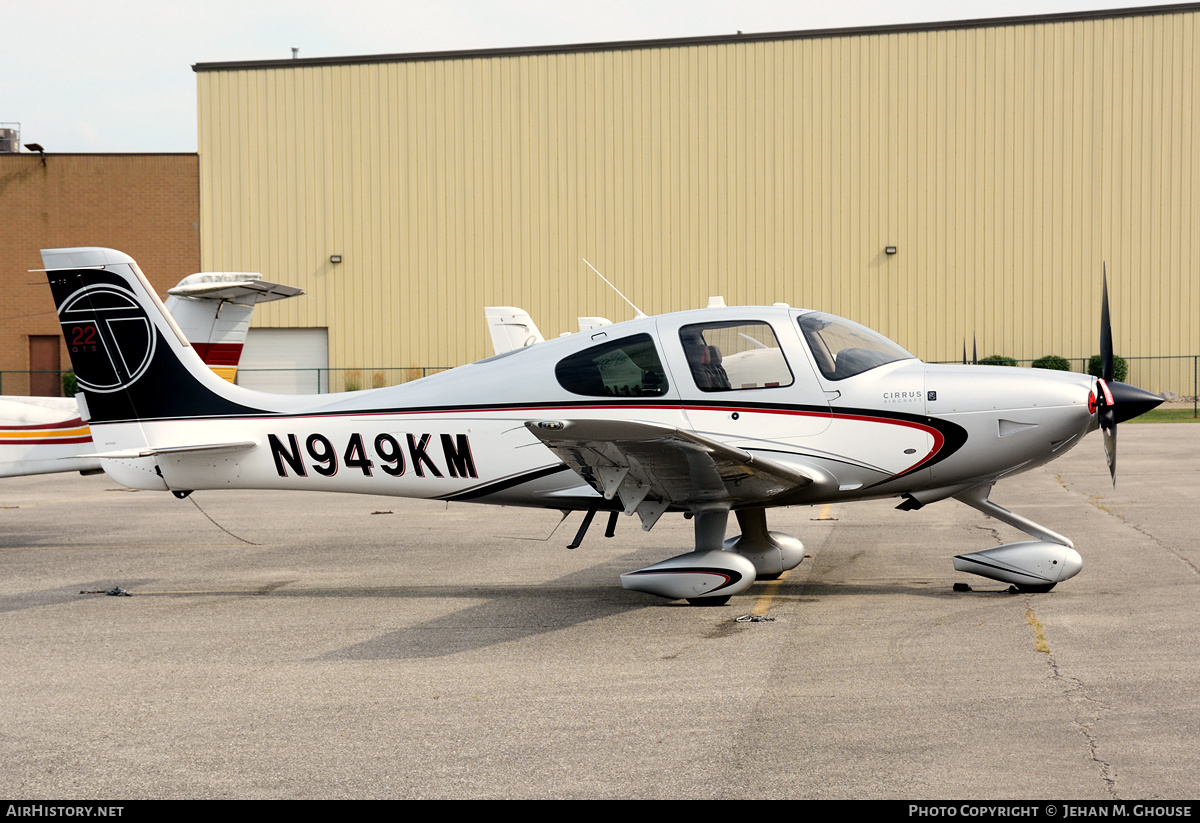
(41, 247), (1163, 605)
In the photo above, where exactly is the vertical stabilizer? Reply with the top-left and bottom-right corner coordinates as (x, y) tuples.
(42, 247), (262, 427)
(484, 306), (545, 355)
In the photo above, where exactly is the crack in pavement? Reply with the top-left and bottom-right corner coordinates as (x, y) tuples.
(1031, 599), (1120, 799)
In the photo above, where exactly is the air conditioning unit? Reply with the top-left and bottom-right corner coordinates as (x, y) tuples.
(0, 127), (19, 154)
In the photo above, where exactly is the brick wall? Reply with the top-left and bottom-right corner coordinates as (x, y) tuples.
(0, 153), (199, 395)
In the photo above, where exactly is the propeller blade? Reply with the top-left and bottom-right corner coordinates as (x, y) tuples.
(1098, 266), (1117, 484)
(1093, 267), (1164, 486)
(1101, 404), (1117, 483)
(1100, 265), (1114, 382)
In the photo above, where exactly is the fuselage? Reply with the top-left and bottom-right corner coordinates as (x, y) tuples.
(94, 305), (1099, 512)
(0, 397), (96, 478)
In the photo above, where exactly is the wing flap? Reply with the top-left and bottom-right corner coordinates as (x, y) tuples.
(525, 419), (812, 530)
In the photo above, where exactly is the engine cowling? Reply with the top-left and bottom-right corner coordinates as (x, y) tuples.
(953, 541), (1083, 591)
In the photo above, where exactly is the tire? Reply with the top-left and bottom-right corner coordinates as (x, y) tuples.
(1015, 583), (1056, 594)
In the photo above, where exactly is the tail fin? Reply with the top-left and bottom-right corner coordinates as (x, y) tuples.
(43, 247), (262, 426)
(484, 306), (546, 355)
(164, 273), (303, 382)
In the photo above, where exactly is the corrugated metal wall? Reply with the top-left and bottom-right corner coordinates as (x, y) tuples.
(197, 7), (1200, 371)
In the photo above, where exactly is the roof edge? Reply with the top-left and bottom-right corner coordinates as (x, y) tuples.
(193, 3), (1200, 72)
(0, 152), (197, 158)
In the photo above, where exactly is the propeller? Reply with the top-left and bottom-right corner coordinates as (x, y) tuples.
(962, 335), (978, 365)
(1093, 265), (1164, 484)
(1098, 266), (1117, 478)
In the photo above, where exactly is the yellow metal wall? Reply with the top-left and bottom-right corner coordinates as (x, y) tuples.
(197, 8), (1200, 372)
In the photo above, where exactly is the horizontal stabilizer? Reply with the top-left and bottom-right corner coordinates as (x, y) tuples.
(167, 274), (304, 305)
(90, 440), (258, 460)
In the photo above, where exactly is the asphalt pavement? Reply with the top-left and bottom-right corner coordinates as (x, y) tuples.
(1, 424), (1196, 799)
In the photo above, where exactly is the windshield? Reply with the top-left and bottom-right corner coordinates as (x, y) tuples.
(798, 312), (915, 380)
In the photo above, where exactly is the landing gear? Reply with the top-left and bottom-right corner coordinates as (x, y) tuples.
(621, 506), (805, 605)
(724, 508), (806, 577)
(620, 507), (756, 603)
(952, 484), (1083, 590)
(1014, 583), (1056, 594)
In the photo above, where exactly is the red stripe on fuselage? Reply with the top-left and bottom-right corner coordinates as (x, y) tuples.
(134, 401), (946, 483)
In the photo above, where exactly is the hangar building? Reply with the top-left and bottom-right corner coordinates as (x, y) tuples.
(188, 4), (1196, 393)
(0, 150), (199, 396)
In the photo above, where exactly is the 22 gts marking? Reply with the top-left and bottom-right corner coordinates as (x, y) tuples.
(269, 432), (477, 479)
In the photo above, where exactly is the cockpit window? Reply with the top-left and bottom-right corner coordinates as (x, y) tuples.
(555, 333), (668, 397)
(679, 321), (793, 392)
(798, 312), (915, 380)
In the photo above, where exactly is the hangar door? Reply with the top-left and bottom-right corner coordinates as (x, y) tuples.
(236, 328), (329, 394)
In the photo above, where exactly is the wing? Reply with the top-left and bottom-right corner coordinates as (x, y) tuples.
(525, 419), (812, 530)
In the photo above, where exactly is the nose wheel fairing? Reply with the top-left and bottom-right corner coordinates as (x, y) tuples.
(951, 483), (1083, 591)
(953, 541), (1083, 591)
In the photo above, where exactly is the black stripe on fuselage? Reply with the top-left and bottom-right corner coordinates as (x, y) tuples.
(827, 406), (969, 483)
(87, 391), (968, 483)
(440, 463), (574, 502)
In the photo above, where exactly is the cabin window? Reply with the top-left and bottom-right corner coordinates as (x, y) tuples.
(679, 322), (794, 392)
(797, 312), (915, 380)
(555, 333), (668, 397)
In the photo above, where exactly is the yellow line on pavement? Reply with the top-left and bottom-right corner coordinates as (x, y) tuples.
(751, 572), (788, 615)
(750, 503), (829, 615)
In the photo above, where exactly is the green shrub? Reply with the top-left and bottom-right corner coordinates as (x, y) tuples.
(1032, 355), (1071, 371)
(1087, 355), (1128, 383)
(978, 355), (1017, 367)
(61, 371), (78, 397)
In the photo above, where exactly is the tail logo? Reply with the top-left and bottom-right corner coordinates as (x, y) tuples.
(57, 282), (156, 393)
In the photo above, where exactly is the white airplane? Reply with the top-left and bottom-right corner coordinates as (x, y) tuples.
(1, 271), (301, 479)
(39, 247), (1163, 605)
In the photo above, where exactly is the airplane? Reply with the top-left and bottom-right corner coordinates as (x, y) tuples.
(1, 271), (301, 479)
(38, 246), (1164, 605)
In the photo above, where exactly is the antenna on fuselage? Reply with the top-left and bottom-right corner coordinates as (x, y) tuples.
(582, 258), (647, 319)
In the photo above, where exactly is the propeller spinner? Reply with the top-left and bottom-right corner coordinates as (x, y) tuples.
(1094, 266), (1164, 483)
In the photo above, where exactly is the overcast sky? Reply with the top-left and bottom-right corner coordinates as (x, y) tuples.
(3, 0), (1178, 153)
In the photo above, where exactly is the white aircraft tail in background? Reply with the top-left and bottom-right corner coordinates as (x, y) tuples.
(483, 306), (545, 355)
(485, 306), (612, 355)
